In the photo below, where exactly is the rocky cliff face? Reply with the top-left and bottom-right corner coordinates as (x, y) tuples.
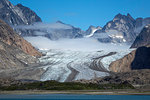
(0, 40), (38, 70)
(94, 13), (150, 43)
(0, 19), (44, 80)
(109, 46), (150, 72)
(15, 4), (42, 25)
(109, 50), (136, 72)
(0, 19), (42, 57)
(0, 0), (42, 26)
(109, 25), (150, 73)
(0, 38), (44, 81)
(131, 25), (150, 48)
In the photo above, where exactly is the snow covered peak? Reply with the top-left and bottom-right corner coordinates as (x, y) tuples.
(144, 24), (150, 31)
(96, 26), (102, 30)
(84, 25), (102, 38)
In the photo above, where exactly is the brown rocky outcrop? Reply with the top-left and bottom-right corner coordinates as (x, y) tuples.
(109, 46), (150, 72)
(0, 19), (42, 57)
(0, 40), (38, 70)
(109, 50), (136, 72)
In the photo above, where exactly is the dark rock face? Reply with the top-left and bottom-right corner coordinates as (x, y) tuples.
(131, 47), (150, 70)
(94, 13), (150, 43)
(0, 0), (25, 25)
(109, 47), (150, 72)
(0, 0), (41, 26)
(131, 25), (150, 48)
(0, 19), (42, 57)
(15, 4), (42, 25)
(104, 13), (135, 42)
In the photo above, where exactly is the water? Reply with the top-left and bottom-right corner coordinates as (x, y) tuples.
(0, 94), (150, 100)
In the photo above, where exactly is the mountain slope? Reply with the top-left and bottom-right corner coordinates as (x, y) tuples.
(131, 25), (150, 48)
(0, 19), (42, 57)
(16, 21), (83, 40)
(0, 40), (38, 70)
(94, 13), (150, 43)
(109, 25), (150, 72)
(84, 26), (102, 37)
(109, 46), (150, 72)
(0, 0), (41, 25)
(15, 4), (42, 25)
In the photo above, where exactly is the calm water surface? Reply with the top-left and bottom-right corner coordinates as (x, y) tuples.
(0, 94), (150, 100)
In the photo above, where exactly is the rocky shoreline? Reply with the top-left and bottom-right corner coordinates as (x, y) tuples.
(0, 90), (150, 95)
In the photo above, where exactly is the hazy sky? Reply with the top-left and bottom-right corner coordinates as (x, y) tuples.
(10, 0), (150, 30)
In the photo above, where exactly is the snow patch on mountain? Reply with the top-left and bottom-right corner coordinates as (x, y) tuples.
(84, 26), (102, 38)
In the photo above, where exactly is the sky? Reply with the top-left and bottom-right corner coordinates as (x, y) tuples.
(10, 0), (150, 30)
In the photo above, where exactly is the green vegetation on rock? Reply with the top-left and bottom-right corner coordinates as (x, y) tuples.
(0, 80), (134, 91)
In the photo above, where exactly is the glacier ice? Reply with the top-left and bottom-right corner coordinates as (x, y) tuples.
(24, 37), (132, 82)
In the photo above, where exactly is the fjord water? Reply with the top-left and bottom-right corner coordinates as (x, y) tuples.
(0, 94), (150, 100)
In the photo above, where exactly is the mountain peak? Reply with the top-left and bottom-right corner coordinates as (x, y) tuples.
(131, 24), (150, 48)
(96, 26), (102, 30)
(56, 20), (65, 24)
(127, 13), (134, 21)
(89, 25), (95, 29)
(127, 13), (131, 17)
(16, 3), (23, 7)
(114, 13), (123, 18)
(114, 13), (134, 21)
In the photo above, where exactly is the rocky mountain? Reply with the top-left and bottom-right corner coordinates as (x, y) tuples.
(0, 19), (42, 57)
(0, 0), (83, 40)
(94, 13), (150, 43)
(16, 21), (83, 40)
(109, 46), (150, 72)
(46, 21), (83, 40)
(131, 25), (150, 48)
(15, 4), (42, 25)
(84, 25), (102, 37)
(0, 0), (42, 26)
(0, 40), (38, 70)
(110, 25), (150, 73)
(0, 39), (44, 80)
(0, 19), (44, 81)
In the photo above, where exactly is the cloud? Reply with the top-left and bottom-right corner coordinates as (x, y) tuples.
(24, 36), (130, 52)
(15, 22), (72, 30)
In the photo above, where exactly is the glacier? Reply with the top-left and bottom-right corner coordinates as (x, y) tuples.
(24, 36), (132, 82)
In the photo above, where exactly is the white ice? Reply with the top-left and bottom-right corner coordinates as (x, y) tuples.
(24, 36), (132, 82)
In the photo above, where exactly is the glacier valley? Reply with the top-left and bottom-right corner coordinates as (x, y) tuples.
(25, 37), (132, 82)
